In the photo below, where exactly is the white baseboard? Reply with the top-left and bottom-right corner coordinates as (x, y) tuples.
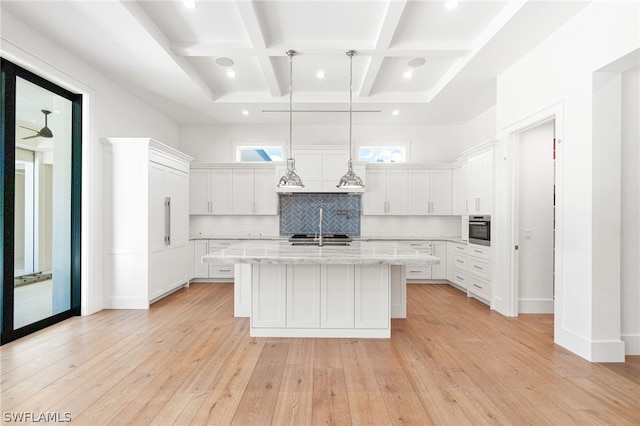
(105, 296), (149, 309)
(622, 333), (640, 355)
(556, 326), (626, 362)
(518, 298), (554, 314)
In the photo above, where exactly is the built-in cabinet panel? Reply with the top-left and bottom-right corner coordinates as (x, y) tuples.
(320, 265), (355, 328)
(103, 138), (192, 308)
(252, 264), (287, 328)
(355, 265), (390, 329)
(192, 240), (234, 279)
(251, 264), (389, 336)
(287, 264), (322, 328)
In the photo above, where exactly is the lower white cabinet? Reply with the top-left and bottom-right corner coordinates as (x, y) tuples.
(405, 241), (447, 281)
(251, 264), (390, 337)
(451, 243), (469, 290)
(467, 244), (491, 303)
(192, 240), (235, 280)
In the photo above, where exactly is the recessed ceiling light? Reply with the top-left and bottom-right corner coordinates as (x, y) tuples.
(408, 58), (426, 67)
(403, 70), (413, 79)
(445, 0), (459, 9)
(227, 70), (237, 78)
(215, 57), (234, 67)
(183, 0), (197, 9)
(242, 109), (249, 116)
(392, 110), (399, 116)
(316, 70), (326, 79)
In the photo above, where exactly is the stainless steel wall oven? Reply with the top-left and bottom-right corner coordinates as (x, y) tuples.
(469, 215), (491, 246)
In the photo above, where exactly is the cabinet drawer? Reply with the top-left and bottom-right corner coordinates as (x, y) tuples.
(406, 241), (432, 251)
(208, 240), (234, 251)
(406, 266), (431, 279)
(468, 257), (490, 281)
(468, 245), (490, 260)
(453, 268), (467, 289)
(209, 264), (234, 278)
(453, 253), (468, 270)
(467, 275), (490, 300)
(453, 243), (467, 254)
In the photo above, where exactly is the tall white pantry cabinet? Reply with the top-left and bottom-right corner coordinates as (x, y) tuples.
(103, 138), (193, 308)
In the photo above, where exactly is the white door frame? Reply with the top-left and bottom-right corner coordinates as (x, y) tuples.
(503, 102), (564, 318)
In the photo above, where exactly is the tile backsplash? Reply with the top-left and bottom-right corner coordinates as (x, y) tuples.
(279, 193), (361, 236)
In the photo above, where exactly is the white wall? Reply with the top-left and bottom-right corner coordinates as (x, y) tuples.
(621, 65), (640, 354)
(495, 1), (639, 361)
(462, 106), (497, 152)
(180, 124), (463, 164)
(1, 10), (181, 315)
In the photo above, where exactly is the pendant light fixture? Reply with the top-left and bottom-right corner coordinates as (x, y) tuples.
(277, 49), (305, 188)
(337, 50), (364, 189)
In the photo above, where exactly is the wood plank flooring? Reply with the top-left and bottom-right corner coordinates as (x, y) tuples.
(1, 283), (638, 425)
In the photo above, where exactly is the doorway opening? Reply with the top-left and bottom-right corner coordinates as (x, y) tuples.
(513, 119), (556, 313)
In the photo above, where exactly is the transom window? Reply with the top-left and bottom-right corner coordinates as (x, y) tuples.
(234, 145), (284, 162)
(358, 146), (406, 163)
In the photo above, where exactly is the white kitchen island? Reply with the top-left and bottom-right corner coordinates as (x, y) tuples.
(202, 240), (439, 338)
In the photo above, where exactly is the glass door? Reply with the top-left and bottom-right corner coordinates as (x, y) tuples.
(1, 58), (82, 344)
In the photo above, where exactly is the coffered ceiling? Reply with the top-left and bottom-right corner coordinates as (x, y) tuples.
(2, 0), (588, 125)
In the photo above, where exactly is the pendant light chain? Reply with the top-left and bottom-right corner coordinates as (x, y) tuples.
(277, 49), (304, 188)
(336, 50), (364, 189)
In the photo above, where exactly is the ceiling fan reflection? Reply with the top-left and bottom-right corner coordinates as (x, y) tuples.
(21, 109), (53, 140)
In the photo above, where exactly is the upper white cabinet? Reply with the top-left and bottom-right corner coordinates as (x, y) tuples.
(364, 165), (453, 216)
(189, 168), (232, 215)
(363, 168), (409, 215)
(190, 164), (277, 215)
(467, 149), (494, 215)
(232, 168), (278, 214)
(452, 164), (468, 215)
(103, 138), (192, 308)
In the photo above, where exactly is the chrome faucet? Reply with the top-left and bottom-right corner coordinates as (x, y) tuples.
(318, 207), (323, 246)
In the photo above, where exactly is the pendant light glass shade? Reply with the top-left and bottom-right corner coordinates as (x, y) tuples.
(278, 50), (304, 188)
(337, 50), (364, 189)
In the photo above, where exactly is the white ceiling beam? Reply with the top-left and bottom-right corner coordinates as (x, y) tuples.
(234, 0), (282, 98)
(358, 0), (408, 98)
(117, 0), (215, 100)
(426, 0), (527, 102)
(172, 42), (470, 58)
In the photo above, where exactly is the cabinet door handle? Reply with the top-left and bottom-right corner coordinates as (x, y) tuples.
(473, 265), (483, 270)
(473, 284), (483, 289)
(456, 275), (465, 281)
(165, 196), (171, 245)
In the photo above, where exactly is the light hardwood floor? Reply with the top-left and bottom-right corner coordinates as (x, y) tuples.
(1, 283), (638, 425)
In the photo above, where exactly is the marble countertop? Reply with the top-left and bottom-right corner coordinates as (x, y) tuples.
(201, 240), (440, 266)
(191, 235), (467, 244)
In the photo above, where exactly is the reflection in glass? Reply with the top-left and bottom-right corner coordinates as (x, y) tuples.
(13, 77), (72, 329)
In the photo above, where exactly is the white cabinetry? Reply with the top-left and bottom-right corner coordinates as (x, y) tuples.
(467, 149), (494, 215)
(276, 147), (366, 193)
(189, 168), (232, 215)
(104, 138), (192, 308)
(365, 166), (452, 215)
(363, 168), (409, 215)
(232, 167), (277, 214)
(467, 244), (491, 303)
(450, 242), (469, 291)
(193, 240), (235, 280)
(405, 241), (447, 281)
(251, 264), (390, 337)
(190, 164), (277, 215)
(452, 164), (468, 215)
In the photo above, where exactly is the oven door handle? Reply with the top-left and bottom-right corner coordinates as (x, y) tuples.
(469, 222), (489, 226)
